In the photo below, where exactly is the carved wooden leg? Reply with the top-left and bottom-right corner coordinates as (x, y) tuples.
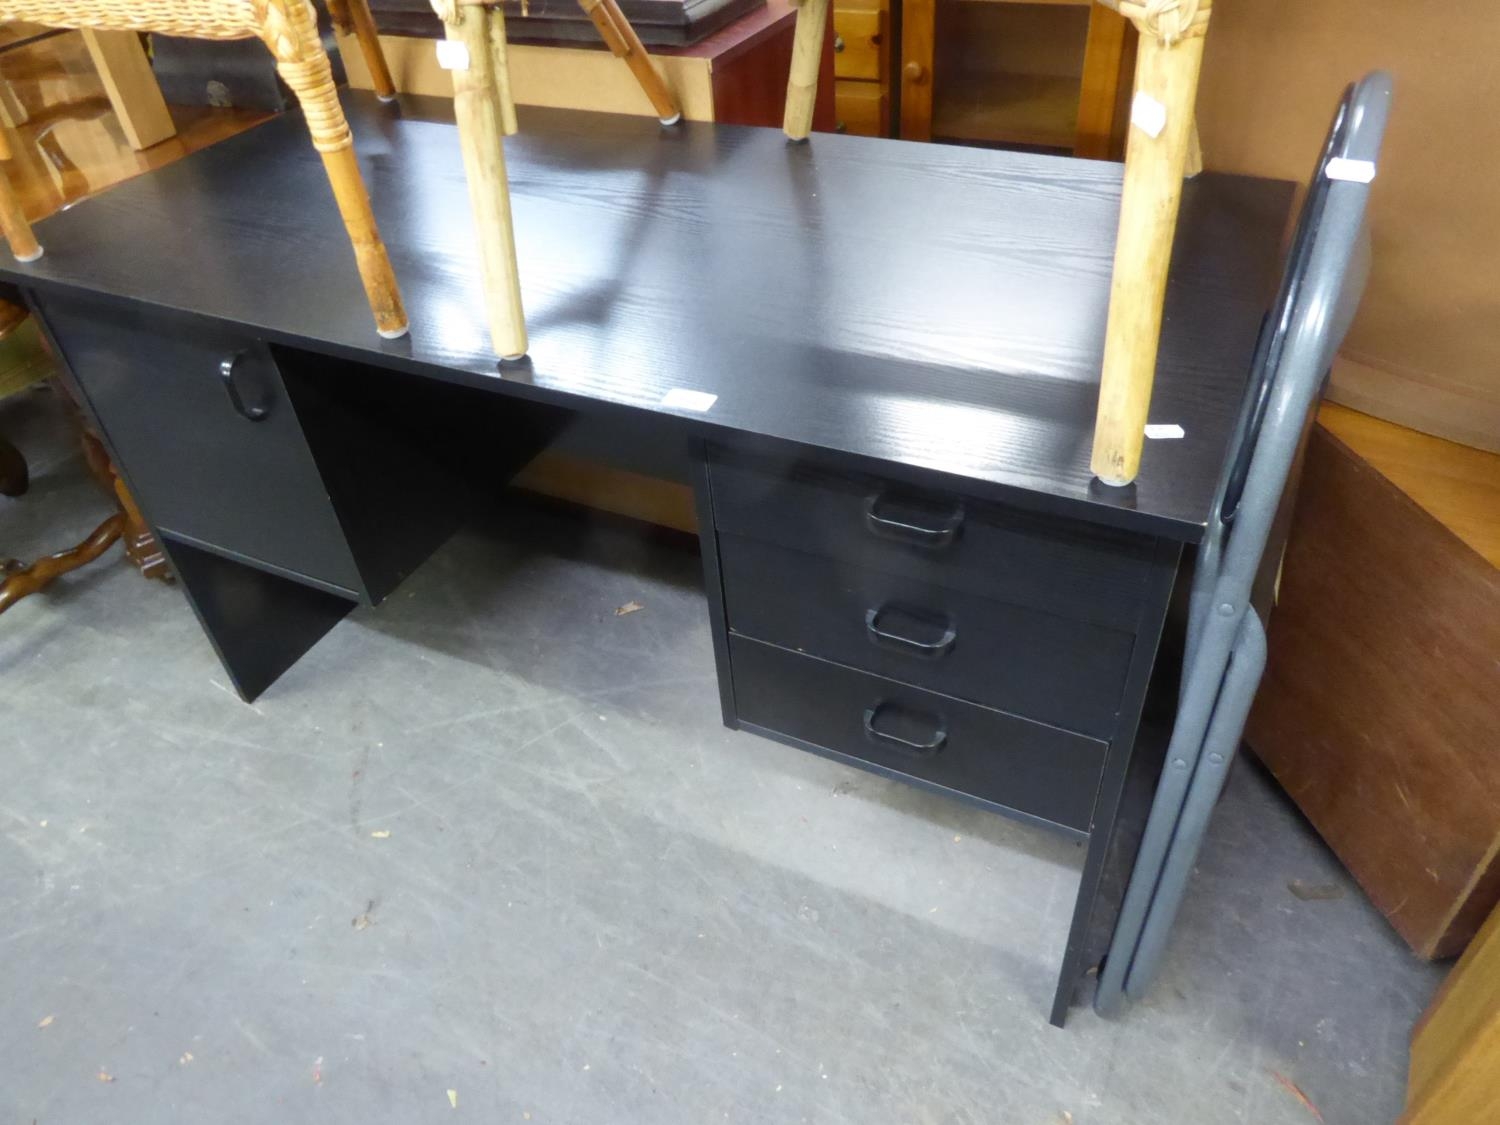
(1089, 0), (1211, 486)
(0, 512), (124, 614)
(438, 0), (527, 360)
(577, 0), (680, 124)
(0, 127), (41, 263)
(263, 0), (408, 338)
(783, 0), (830, 140)
(73, 423), (172, 582)
(328, 0), (398, 101)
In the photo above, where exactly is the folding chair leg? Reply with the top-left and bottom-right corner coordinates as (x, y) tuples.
(578, 0), (680, 124)
(329, 0), (398, 101)
(1090, 1), (1212, 485)
(783, 0), (830, 140)
(0, 128), (41, 262)
(440, 1), (527, 359)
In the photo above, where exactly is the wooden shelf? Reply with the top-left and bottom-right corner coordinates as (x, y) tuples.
(932, 71), (1079, 149)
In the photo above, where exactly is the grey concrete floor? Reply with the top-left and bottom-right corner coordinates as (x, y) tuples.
(2, 385), (1442, 1125)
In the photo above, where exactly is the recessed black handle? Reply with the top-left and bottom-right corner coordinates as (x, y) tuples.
(864, 491), (964, 548)
(218, 352), (270, 422)
(862, 702), (947, 757)
(865, 605), (957, 659)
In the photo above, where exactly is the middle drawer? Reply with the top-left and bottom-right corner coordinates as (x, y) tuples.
(720, 532), (1135, 739)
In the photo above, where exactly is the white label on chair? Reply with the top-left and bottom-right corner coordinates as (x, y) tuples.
(1326, 157), (1377, 184)
(436, 40), (470, 71)
(661, 388), (717, 412)
(1145, 423), (1186, 440)
(1131, 92), (1168, 139)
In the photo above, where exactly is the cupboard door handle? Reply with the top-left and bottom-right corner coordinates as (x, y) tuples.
(864, 492), (964, 547)
(218, 352), (270, 422)
(865, 605), (956, 658)
(863, 702), (947, 757)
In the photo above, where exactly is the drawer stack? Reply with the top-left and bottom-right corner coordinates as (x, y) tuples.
(706, 446), (1157, 833)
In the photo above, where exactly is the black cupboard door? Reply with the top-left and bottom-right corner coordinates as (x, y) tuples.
(35, 291), (364, 595)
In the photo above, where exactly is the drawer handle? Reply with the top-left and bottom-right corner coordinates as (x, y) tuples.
(864, 491), (964, 548)
(218, 352), (270, 422)
(865, 605), (956, 659)
(863, 702), (947, 757)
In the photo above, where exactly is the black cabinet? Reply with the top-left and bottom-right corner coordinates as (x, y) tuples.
(34, 291), (366, 595)
(703, 445), (1167, 835)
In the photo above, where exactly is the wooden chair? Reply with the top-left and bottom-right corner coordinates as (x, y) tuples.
(0, 0), (409, 338)
(0, 298), (169, 615)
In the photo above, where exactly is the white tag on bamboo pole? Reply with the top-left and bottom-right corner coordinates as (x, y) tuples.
(1131, 92), (1168, 139)
(1326, 157), (1377, 184)
(1145, 423), (1185, 440)
(660, 388), (717, 412)
(435, 40), (470, 71)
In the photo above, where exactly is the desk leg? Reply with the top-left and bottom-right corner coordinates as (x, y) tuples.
(161, 536), (356, 702)
(1048, 537), (1180, 1026)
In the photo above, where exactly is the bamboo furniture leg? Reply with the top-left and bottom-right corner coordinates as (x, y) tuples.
(783, 0), (830, 140)
(1089, 0), (1211, 486)
(0, 126), (41, 262)
(260, 0), (408, 337)
(327, 0), (397, 101)
(0, 0), (406, 337)
(434, 0), (526, 359)
(578, 0), (679, 124)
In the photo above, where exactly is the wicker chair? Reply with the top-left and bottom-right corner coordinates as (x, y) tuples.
(0, 0), (408, 338)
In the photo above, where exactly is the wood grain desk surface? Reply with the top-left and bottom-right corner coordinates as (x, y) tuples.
(0, 93), (1294, 540)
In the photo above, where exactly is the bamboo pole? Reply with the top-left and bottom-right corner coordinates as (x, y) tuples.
(782, 0), (830, 140)
(338, 0), (399, 101)
(442, 2), (527, 359)
(0, 129), (40, 262)
(577, 0), (680, 124)
(487, 3), (518, 135)
(1089, 0), (1211, 486)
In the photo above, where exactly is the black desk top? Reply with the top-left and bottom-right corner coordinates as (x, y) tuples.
(3, 94), (1294, 540)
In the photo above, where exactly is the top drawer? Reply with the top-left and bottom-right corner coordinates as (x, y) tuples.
(36, 291), (364, 595)
(707, 445), (1157, 631)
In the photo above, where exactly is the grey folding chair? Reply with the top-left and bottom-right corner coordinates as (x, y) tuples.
(1093, 71), (1394, 1017)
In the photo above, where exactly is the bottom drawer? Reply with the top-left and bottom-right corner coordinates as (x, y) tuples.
(730, 637), (1108, 832)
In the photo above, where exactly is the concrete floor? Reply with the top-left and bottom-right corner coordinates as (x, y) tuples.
(2, 384), (1442, 1124)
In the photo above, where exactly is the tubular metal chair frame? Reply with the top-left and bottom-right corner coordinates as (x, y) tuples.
(1093, 71), (1394, 1016)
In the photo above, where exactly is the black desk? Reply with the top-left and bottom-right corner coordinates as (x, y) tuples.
(4, 94), (1293, 1025)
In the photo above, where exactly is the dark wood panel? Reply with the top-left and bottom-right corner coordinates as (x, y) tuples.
(730, 635), (1108, 832)
(161, 534), (356, 701)
(0, 93), (1293, 541)
(708, 443), (1157, 630)
(1248, 426), (1500, 959)
(720, 532), (1135, 736)
(33, 291), (365, 596)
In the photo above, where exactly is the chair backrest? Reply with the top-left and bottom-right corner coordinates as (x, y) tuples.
(1186, 72), (1393, 663)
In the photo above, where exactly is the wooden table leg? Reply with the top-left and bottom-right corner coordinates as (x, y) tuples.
(1089, 0), (1212, 487)
(784, 0), (831, 140)
(80, 30), (176, 151)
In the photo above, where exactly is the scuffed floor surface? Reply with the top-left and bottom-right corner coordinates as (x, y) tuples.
(1, 387), (1440, 1124)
